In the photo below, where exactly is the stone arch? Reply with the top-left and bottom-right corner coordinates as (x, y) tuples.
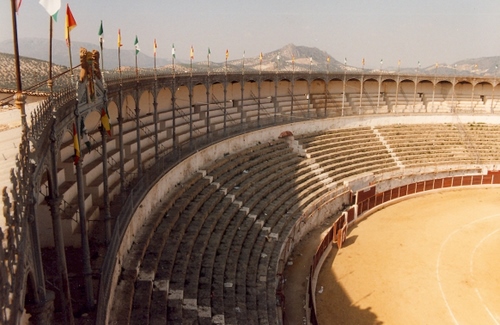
(106, 99), (119, 130)
(436, 80), (454, 100)
(139, 89), (155, 116)
(36, 163), (54, 248)
(22, 270), (43, 324)
(157, 87), (173, 112)
(363, 77), (379, 93)
(174, 84), (190, 108)
(122, 93), (136, 119)
(345, 78), (361, 95)
(327, 78), (343, 94)
(192, 83), (207, 106)
(380, 79), (397, 94)
(311, 78), (326, 94)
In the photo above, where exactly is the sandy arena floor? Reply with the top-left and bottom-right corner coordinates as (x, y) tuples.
(316, 187), (500, 325)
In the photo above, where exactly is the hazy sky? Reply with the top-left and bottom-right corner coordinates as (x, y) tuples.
(2, 0), (500, 69)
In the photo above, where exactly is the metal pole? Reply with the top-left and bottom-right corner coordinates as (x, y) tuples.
(101, 124), (111, 245)
(10, 0), (26, 126)
(48, 17), (53, 93)
(135, 83), (142, 177)
(342, 60), (346, 116)
(74, 109), (95, 310)
(49, 122), (74, 325)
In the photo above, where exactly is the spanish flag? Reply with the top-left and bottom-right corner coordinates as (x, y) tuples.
(65, 4), (77, 46)
(225, 49), (229, 60)
(73, 122), (80, 165)
(101, 108), (111, 136)
(259, 52), (263, 61)
(190, 45), (194, 60)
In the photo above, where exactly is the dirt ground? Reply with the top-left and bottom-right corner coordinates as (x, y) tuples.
(315, 187), (500, 324)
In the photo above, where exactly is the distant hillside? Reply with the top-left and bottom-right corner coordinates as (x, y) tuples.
(2, 40), (499, 98)
(0, 52), (72, 96)
(0, 38), (169, 70)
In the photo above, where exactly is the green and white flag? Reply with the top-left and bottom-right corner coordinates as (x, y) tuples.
(134, 35), (140, 55)
(39, 0), (61, 21)
(98, 20), (104, 43)
(172, 43), (176, 59)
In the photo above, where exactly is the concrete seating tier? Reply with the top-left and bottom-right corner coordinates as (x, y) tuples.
(113, 140), (297, 323)
(106, 122), (500, 324)
(112, 131), (379, 324)
(376, 124), (476, 166)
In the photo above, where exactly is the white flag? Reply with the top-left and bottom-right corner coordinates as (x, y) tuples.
(39, 0), (61, 18)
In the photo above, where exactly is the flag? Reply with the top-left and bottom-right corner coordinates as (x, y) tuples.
(80, 119), (91, 153)
(327, 57), (330, 63)
(344, 57), (347, 65)
(65, 4), (77, 46)
(73, 122), (80, 165)
(362, 58), (365, 66)
(153, 39), (157, 57)
(15, 0), (22, 13)
(172, 43), (176, 59)
(259, 52), (263, 61)
(101, 108), (111, 136)
(117, 29), (122, 48)
(292, 55), (295, 64)
(39, 0), (61, 21)
(134, 35), (140, 55)
(225, 49), (229, 60)
(207, 47), (211, 59)
(190, 46), (194, 60)
(98, 20), (104, 43)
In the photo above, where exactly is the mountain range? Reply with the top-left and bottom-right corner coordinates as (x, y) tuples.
(1, 38), (500, 97)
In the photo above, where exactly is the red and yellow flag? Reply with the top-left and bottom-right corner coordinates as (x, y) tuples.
(225, 49), (229, 60)
(117, 29), (123, 48)
(154, 39), (157, 57)
(101, 108), (111, 136)
(190, 46), (194, 60)
(73, 122), (80, 165)
(259, 52), (263, 61)
(65, 4), (77, 46)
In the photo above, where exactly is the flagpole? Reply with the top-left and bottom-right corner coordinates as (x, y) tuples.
(48, 17), (53, 93)
(135, 52), (138, 80)
(172, 44), (176, 76)
(10, 0), (26, 127)
(154, 39), (157, 80)
(207, 48), (210, 76)
(118, 30), (122, 82)
(68, 27), (74, 79)
(99, 21), (104, 84)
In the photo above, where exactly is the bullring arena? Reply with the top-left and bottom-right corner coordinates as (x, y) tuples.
(2, 61), (500, 324)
